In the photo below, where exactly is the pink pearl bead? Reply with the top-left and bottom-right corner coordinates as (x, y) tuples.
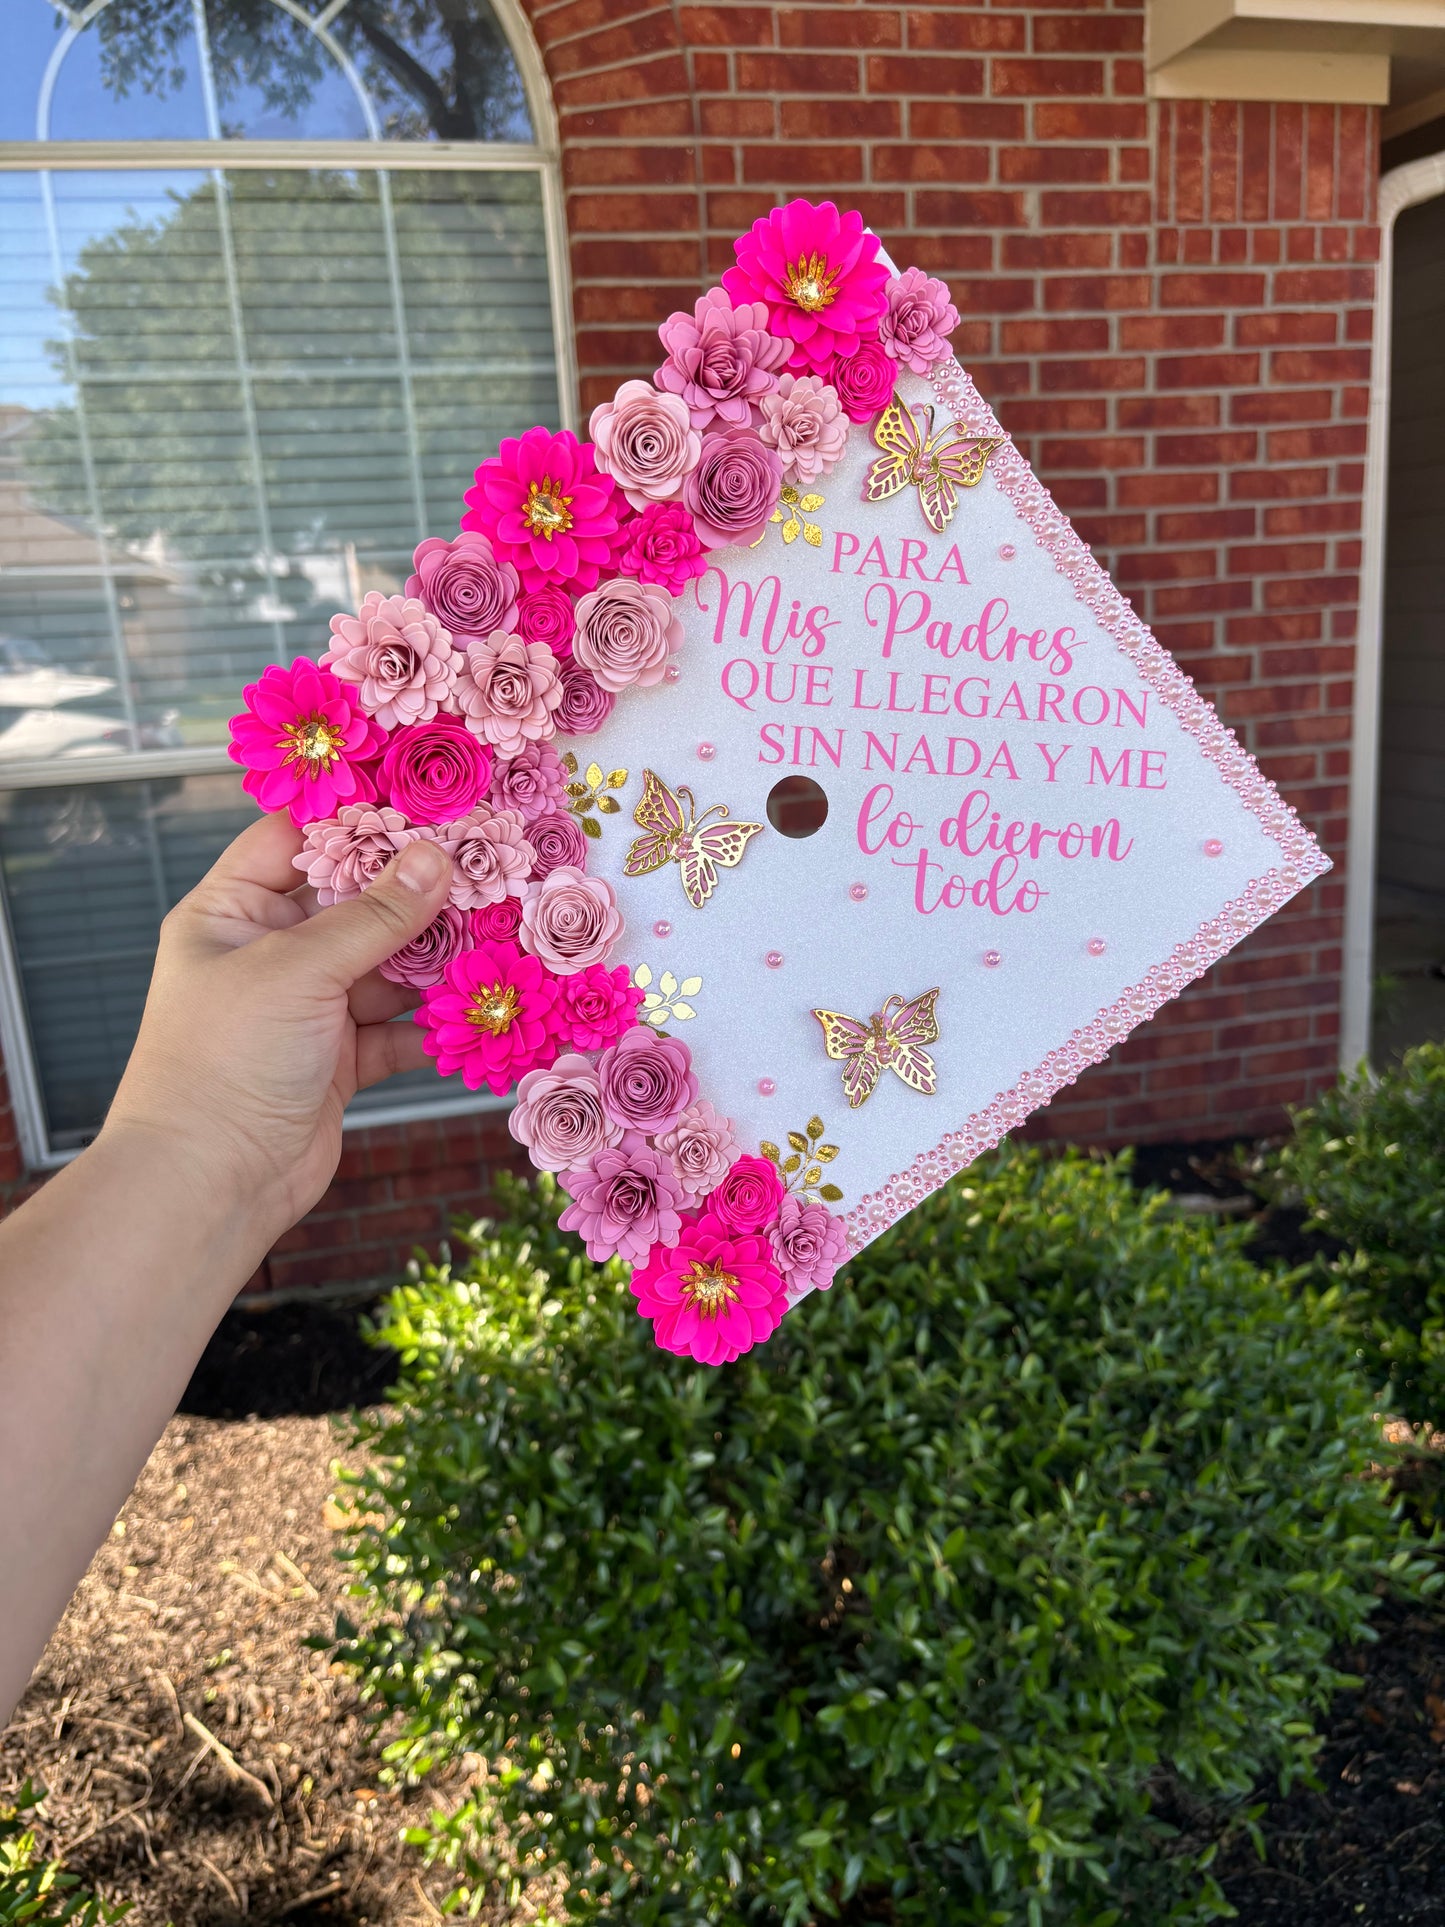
(765, 950), (784, 969)
(1203, 837), (1224, 857)
(664, 661), (681, 682)
(1087, 937), (1107, 956)
(757, 1077), (776, 1097)
(697, 742), (716, 760)
(849, 882), (868, 901)
(653, 920), (671, 938)
(998, 542), (1016, 561)
(982, 949), (1002, 969)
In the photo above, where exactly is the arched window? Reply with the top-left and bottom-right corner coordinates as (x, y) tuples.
(0, 0), (571, 1162)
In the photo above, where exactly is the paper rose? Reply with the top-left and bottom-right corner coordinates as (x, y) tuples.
(379, 901), (473, 990)
(879, 266), (960, 375)
(770, 1195), (850, 1295)
(527, 810), (590, 878)
(229, 658), (386, 826)
(487, 738), (567, 823)
(617, 500), (707, 596)
(406, 531), (519, 643)
(509, 1053), (621, 1172)
(571, 577), (683, 693)
(553, 962), (643, 1053)
(320, 591), (458, 730)
(706, 1154), (785, 1236)
(435, 805), (534, 910)
(655, 285), (791, 431)
(472, 896), (522, 942)
(629, 1214), (789, 1365)
(515, 585), (576, 658)
(519, 866), (623, 976)
(377, 714), (492, 825)
(723, 198), (889, 376)
(293, 803), (425, 906)
(589, 379), (701, 511)
(828, 339), (896, 424)
(462, 425), (623, 596)
(558, 1133), (686, 1266)
(553, 658), (616, 735)
(454, 630), (563, 760)
(415, 940), (562, 1095)
(757, 373), (848, 486)
(682, 427), (783, 551)
(655, 1099), (738, 1201)
(596, 1025), (697, 1137)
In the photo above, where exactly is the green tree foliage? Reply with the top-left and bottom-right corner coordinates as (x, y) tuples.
(334, 1152), (1433, 1926)
(0, 1783), (130, 1926)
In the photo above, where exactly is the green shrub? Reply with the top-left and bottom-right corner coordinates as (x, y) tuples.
(0, 1783), (129, 1926)
(1269, 1040), (1445, 1422)
(335, 1152), (1433, 1927)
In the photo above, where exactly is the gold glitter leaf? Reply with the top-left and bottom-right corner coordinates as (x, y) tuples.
(787, 1131), (809, 1154)
(803, 523), (823, 548)
(634, 964), (653, 989)
(581, 814), (602, 838)
(680, 976), (702, 996)
(805, 1164), (822, 1187)
(584, 762), (605, 789)
(596, 795), (621, 814)
(760, 1141), (781, 1165)
(670, 1002), (695, 1020)
(815, 1144), (839, 1163)
(561, 751), (578, 775)
(782, 1154), (801, 1176)
(608, 769), (627, 788)
(798, 494), (824, 513)
(819, 1183), (843, 1203)
(781, 516), (801, 544)
(565, 781), (589, 799)
(806, 1117), (824, 1140)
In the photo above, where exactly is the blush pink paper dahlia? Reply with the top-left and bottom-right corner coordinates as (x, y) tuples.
(229, 658), (386, 826)
(454, 631), (563, 760)
(487, 738), (567, 822)
(558, 1133), (687, 1266)
(509, 1053), (621, 1172)
(415, 941), (562, 1095)
(757, 373), (849, 486)
(526, 809), (590, 878)
(723, 199), (890, 377)
(654, 286), (791, 430)
(596, 1024), (697, 1136)
(770, 1194), (851, 1296)
(321, 591), (459, 730)
(406, 532), (519, 643)
(682, 427), (784, 551)
(879, 266), (960, 375)
(629, 1214), (789, 1365)
(571, 576), (683, 693)
(294, 803), (426, 905)
(436, 805), (535, 910)
(520, 866), (623, 975)
(463, 425), (623, 597)
(552, 657), (615, 735)
(654, 1099), (738, 1201)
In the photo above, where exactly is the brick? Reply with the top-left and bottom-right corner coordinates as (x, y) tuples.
(1002, 231), (1112, 269)
(1040, 189), (1150, 226)
(910, 99), (1027, 140)
(737, 51), (861, 91)
(1002, 317), (1110, 353)
(553, 54), (690, 108)
(1000, 144), (1111, 183)
(1156, 508), (1257, 542)
(676, 4), (771, 45)
(1039, 435), (1145, 469)
(1032, 13), (1143, 53)
(1117, 471), (1219, 506)
(1274, 266), (1375, 303)
(1115, 547), (1217, 584)
(905, 11), (1027, 51)
(741, 144), (864, 185)
(1227, 541), (1328, 574)
(1155, 430), (1258, 466)
(776, 7), (902, 48)
(1263, 574), (1359, 609)
(866, 53), (986, 94)
(564, 144), (695, 187)
(1260, 644), (1355, 678)
(546, 12), (680, 74)
(1227, 465), (1329, 500)
(1264, 501), (1361, 536)
(914, 189), (1028, 227)
(1161, 271), (1267, 307)
(1270, 347), (1372, 383)
(1156, 352), (1261, 389)
(872, 143), (991, 183)
(701, 97), (775, 137)
(1040, 354), (1146, 390)
(1230, 389), (1335, 425)
(1116, 395), (1220, 429)
(1031, 99), (1148, 141)
(1043, 273), (1151, 310)
(567, 189), (698, 231)
(561, 96), (695, 140)
(779, 97), (898, 138)
(1266, 424), (1368, 460)
(1005, 397), (1110, 432)
(1153, 581), (1253, 615)
(1119, 314), (1225, 349)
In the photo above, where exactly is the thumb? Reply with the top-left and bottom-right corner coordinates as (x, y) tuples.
(286, 839), (454, 987)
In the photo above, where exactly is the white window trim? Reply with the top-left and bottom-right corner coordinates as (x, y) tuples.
(1340, 150), (1445, 1071)
(0, 0), (571, 1166)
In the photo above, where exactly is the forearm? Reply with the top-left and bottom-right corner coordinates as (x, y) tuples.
(0, 1123), (270, 1720)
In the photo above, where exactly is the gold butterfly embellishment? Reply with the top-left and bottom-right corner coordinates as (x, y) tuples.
(623, 769), (765, 910)
(811, 988), (941, 1109)
(863, 395), (1002, 535)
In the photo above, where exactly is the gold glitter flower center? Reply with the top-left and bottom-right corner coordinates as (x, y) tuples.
(523, 477), (574, 540)
(281, 715), (344, 768)
(681, 1260), (740, 1318)
(784, 253), (840, 313)
(467, 982), (519, 1036)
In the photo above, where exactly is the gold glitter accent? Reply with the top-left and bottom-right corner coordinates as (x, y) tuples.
(280, 715), (345, 769)
(680, 1260), (740, 1318)
(522, 477), (574, 539)
(751, 484), (826, 550)
(812, 990), (941, 1110)
(758, 1114), (843, 1205)
(863, 395), (1002, 536)
(467, 981), (519, 1036)
(561, 754), (628, 840)
(622, 769), (764, 911)
(783, 252), (841, 313)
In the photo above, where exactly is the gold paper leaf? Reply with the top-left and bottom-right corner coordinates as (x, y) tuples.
(581, 814), (602, 838)
(561, 751), (578, 774)
(819, 1183), (843, 1203)
(804, 1165), (822, 1187)
(760, 1140), (781, 1165)
(806, 1116), (824, 1140)
(660, 972), (678, 996)
(787, 1131), (809, 1154)
(596, 795), (621, 814)
(815, 1144), (838, 1163)
(679, 976), (702, 996)
(798, 494), (825, 513)
(803, 522), (823, 548)
(607, 769), (627, 788)
(634, 964), (653, 989)
(583, 762), (603, 788)
(781, 517), (801, 544)
(782, 1153), (801, 1175)
(670, 1002), (695, 1020)
(565, 781), (589, 799)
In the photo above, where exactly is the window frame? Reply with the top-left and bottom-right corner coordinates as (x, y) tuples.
(0, 0), (574, 1168)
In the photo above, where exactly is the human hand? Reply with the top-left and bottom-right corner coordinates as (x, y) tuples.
(105, 813), (455, 1250)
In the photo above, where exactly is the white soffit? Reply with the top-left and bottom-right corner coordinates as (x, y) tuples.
(1147, 0), (1445, 108)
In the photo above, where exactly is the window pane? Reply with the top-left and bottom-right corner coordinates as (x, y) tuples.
(0, 165), (559, 762)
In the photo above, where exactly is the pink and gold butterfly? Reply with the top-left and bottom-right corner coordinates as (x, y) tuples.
(811, 988), (942, 1110)
(863, 395), (1002, 535)
(623, 768), (764, 910)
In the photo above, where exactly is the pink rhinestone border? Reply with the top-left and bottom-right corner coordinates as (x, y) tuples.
(832, 356), (1332, 1262)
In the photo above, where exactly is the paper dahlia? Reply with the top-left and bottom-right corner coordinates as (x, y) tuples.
(435, 805), (535, 910)
(228, 658), (386, 826)
(379, 901), (474, 990)
(321, 591), (459, 730)
(454, 630), (563, 760)
(293, 803), (428, 906)
(571, 576), (683, 692)
(654, 1099), (738, 1201)
(415, 940), (562, 1095)
(588, 379), (701, 511)
(510, 1052), (621, 1172)
(629, 1212), (789, 1365)
(723, 199), (890, 376)
(879, 266), (960, 375)
(757, 373), (849, 486)
(377, 714), (492, 825)
(706, 1154), (785, 1235)
(520, 866), (623, 976)
(617, 500), (708, 596)
(527, 810), (590, 878)
(558, 1133), (686, 1266)
(462, 425), (623, 596)
(770, 1194), (850, 1295)
(655, 285), (791, 430)
(487, 738), (568, 822)
(553, 962), (643, 1052)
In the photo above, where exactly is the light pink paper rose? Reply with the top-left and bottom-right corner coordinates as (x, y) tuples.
(596, 1025), (697, 1137)
(435, 805), (535, 910)
(683, 427), (783, 550)
(757, 373), (848, 486)
(509, 1053), (621, 1172)
(406, 531), (519, 643)
(770, 1194), (850, 1294)
(655, 286), (791, 430)
(589, 379), (702, 511)
(321, 591), (459, 729)
(519, 865), (622, 975)
(571, 576), (683, 693)
(455, 629), (563, 760)
(557, 1132), (686, 1265)
(293, 803), (428, 906)
(655, 1099), (738, 1200)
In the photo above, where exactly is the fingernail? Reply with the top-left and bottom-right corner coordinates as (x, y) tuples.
(394, 839), (449, 893)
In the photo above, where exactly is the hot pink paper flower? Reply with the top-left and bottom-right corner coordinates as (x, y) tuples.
(757, 374), (848, 486)
(558, 1133), (686, 1266)
(514, 585), (576, 658)
(406, 531), (519, 643)
(589, 379), (702, 511)
(510, 1053), (621, 1173)
(706, 1154), (785, 1236)
(379, 901), (473, 989)
(519, 866), (622, 976)
(682, 428), (783, 551)
(828, 339), (896, 423)
(630, 1213), (789, 1365)
(655, 285), (792, 431)
(378, 714), (492, 825)
(415, 940), (562, 1095)
(655, 1100), (738, 1201)
(454, 631), (563, 760)
(553, 962), (643, 1053)
(723, 199), (889, 376)
(553, 658), (615, 735)
(229, 658), (386, 826)
(572, 576), (683, 692)
(321, 592), (459, 730)
(473, 896), (523, 942)
(879, 266), (960, 375)
(462, 425), (623, 596)
(436, 805), (535, 910)
(617, 500), (708, 595)
(596, 1025), (697, 1136)
(770, 1195), (850, 1295)
(293, 803), (426, 905)
(487, 738), (567, 823)
(527, 810), (590, 878)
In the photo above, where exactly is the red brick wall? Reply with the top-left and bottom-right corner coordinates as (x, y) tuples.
(0, 2), (1379, 1289)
